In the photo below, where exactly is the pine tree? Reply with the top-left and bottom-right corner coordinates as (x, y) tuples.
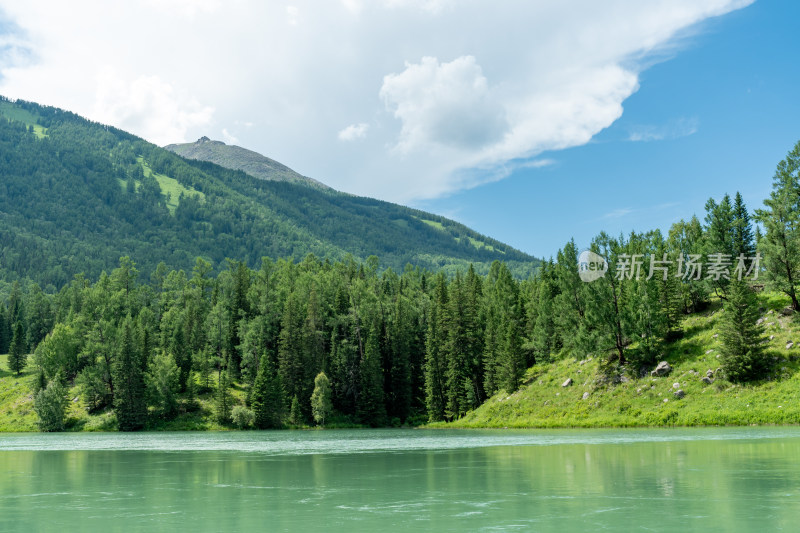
(532, 261), (557, 363)
(552, 240), (586, 354)
(215, 370), (233, 425)
(444, 272), (469, 419)
(357, 326), (386, 426)
(719, 280), (768, 382)
(251, 357), (284, 429)
(278, 291), (305, 406)
(755, 141), (800, 310)
(462, 264), (485, 408)
(485, 263), (525, 394)
(732, 192), (755, 257)
(424, 274), (448, 421)
(113, 316), (147, 431)
(311, 371), (333, 427)
(289, 395), (303, 426)
(0, 304), (9, 354)
(8, 322), (27, 375)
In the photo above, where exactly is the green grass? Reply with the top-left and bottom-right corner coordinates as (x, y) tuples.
(418, 218), (445, 231)
(5, 291), (799, 432)
(0, 354), (38, 431)
(419, 217), (502, 253)
(434, 291), (800, 429)
(137, 157), (205, 213)
(0, 101), (48, 138)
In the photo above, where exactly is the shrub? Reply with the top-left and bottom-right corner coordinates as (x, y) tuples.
(34, 378), (68, 432)
(231, 405), (255, 429)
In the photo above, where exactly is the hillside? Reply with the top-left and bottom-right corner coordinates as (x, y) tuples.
(4, 291), (798, 432)
(435, 292), (800, 428)
(0, 97), (538, 290)
(165, 136), (331, 190)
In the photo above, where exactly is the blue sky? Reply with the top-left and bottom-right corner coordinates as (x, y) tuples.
(0, 1), (795, 261)
(416, 1), (800, 258)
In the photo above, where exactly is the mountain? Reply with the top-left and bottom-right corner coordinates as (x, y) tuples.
(0, 96), (539, 290)
(165, 136), (331, 190)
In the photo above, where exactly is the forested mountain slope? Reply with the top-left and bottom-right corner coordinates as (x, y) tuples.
(0, 97), (538, 290)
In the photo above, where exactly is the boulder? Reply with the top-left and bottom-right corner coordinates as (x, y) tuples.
(673, 382), (680, 389)
(706, 369), (714, 378)
(650, 361), (672, 377)
(673, 389), (685, 399)
(562, 378), (573, 387)
(582, 392), (590, 400)
(787, 341), (794, 350)
(780, 306), (794, 316)
(701, 376), (713, 385)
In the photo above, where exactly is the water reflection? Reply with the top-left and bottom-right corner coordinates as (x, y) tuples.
(0, 429), (799, 532)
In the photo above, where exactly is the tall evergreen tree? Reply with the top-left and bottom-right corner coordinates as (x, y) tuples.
(215, 370), (233, 425)
(8, 322), (27, 375)
(532, 261), (557, 363)
(719, 280), (768, 382)
(552, 240), (586, 354)
(444, 272), (469, 419)
(424, 273), (448, 421)
(113, 316), (147, 431)
(251, 357), (284, 429)
(732, 192), (756, 257)
(357, 325), (386, 426)
(278, 291), (305, 405)
(755, 141), (800, 310)
(484, 263), (525, 394)
(0, 304), (9, 354)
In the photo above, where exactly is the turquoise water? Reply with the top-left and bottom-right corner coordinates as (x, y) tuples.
(1, 427), (799, 531)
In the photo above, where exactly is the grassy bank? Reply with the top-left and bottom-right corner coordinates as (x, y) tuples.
(4, 292), (800, 432)
(434, 293), (800, 429)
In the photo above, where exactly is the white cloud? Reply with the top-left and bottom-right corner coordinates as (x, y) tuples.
(0, 0), (753, 202)
(338, 122), (369, 141)
(222, 128), (239, 145)
(383, 0), (454, 14)
(380, 56), (507, 153)
(93, 69), (214, 146)
(628, 117), (699, 142)
(286, 5), (299, 25)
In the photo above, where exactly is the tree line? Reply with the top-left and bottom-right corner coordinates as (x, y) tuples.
(7, 140), (800, 432)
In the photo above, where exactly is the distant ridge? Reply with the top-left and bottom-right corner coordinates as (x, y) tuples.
(165, 136), (331, 190)
(0, 96), (540, 288)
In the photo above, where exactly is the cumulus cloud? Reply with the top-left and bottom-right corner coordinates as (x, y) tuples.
(338, 122), (369, 141)
(380, 56), (507, 153)
(93, 70), (214, 146)
(0, 0), (753, 202)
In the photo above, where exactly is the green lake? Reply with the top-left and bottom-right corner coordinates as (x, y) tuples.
(1, 428), (799, 531)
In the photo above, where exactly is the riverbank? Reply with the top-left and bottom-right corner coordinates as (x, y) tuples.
(433, 294), (800, 429)
(3, 292), (800, 432)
